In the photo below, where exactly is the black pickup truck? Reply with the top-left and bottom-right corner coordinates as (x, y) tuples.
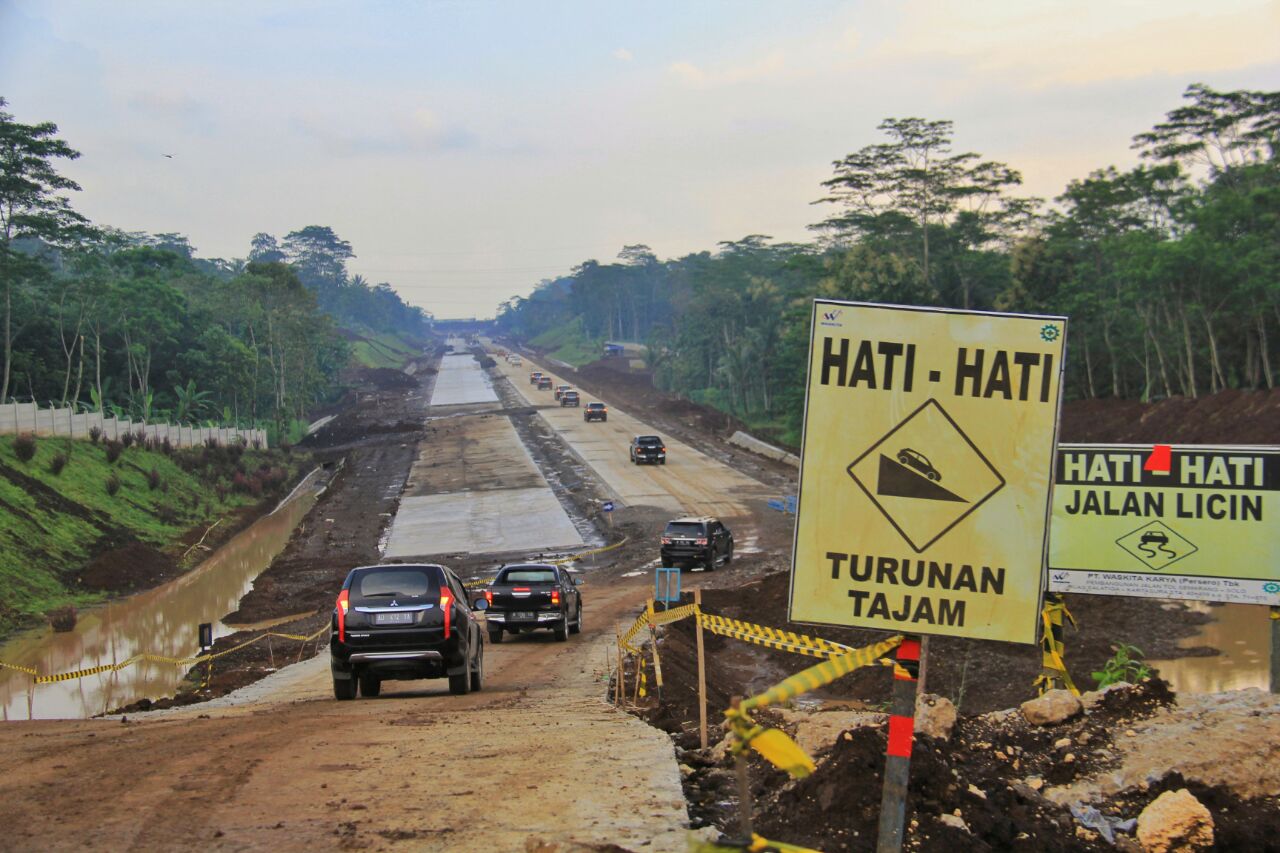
(629, 435), (666, 465)
(478, 563), (582, 643)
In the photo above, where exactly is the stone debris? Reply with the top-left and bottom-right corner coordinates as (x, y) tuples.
(914, 694), (958, 741)
(1136, 788), (1214, 853)
(1020, 690), (1084, 726)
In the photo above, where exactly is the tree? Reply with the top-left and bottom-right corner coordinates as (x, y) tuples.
(0, 97), (90, 401)
(248, 232), (286, 264)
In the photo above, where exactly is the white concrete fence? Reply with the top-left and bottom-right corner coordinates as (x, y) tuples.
(0, 403), (268, 449)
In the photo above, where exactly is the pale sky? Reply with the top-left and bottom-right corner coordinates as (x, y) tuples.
(2, 0), (1277, 318)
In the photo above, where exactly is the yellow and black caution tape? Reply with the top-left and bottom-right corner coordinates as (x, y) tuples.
(637, 656), (648, 699)
(1034, 597), (1079, 697)
(723, 634), (905, 779)
(550, 536), (630, 565)
(4, 624), (329, 686)
(690, 832), (823, 852)
(698, 613), (852, 660)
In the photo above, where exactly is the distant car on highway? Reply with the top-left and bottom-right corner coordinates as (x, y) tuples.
(508, 355), (523, 366)
(560, 390), (580, 407)
(530, 371), (543, 384)
(584, 402), (607, 422)
(629, 435), (666, 465)
(329, 563), (484, 700)
(661, 517), (734, 571)
(897, 448), (941, 481)
(554, 383), (572, 401)
(537, 376), (553, 390)
(478, 563), (582, 643)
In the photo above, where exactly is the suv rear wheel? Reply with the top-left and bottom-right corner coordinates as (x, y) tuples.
(469, 647), (484, 692)
(488, 626), (503, 644)
(569, 604), (582, 635)
(333, 677), (356, 701)
(554, 619), (569, 642)
(705, 550), (716, 571)
(359, 673), (382, 697)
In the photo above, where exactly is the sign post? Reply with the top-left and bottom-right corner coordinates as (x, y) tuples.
(790, 300), (1067, 851)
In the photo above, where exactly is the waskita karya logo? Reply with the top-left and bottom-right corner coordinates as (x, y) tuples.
(820, 308), (844, 327)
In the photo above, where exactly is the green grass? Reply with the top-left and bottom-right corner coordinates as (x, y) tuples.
(0, 436), (291, 637)
(530, 318), (600, 367)
(349, 330), (420, 369)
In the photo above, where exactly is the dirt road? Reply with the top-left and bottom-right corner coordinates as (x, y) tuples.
(0, 350), (795, 851)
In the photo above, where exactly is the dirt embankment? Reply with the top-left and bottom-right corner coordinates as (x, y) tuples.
(114, 362), (439, 713)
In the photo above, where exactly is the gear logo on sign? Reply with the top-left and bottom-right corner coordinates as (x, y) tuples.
(846, 399), (1005, 553)
(1115, 521), (1198, 571)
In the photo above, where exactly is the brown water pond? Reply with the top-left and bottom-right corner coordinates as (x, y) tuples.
(0, 471), (321, 720)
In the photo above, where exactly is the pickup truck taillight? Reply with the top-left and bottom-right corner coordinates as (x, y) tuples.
(484, 590), (493, 605)
(551, 589), (560, 605)
(695, 538), (707, 546)
(440, 588), (453, 638)
(336, 589), (350, 642)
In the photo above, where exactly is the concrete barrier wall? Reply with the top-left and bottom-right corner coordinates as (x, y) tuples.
(728, 430), (800, 467)
(0, 403), (267, 448)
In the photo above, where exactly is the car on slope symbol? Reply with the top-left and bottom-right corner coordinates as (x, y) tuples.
(1140, 531), (1170, 546)
(897, 448), (940, 481)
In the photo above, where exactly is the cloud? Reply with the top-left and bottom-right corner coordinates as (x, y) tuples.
(291, 106), (478, 155)
(667, 51), (789, 87)
(613, 47), (633, 62)
(875, 0), (1279, 89)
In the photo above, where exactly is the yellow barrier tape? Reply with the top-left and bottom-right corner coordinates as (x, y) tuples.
(1035, 598), (1079, 697)
(698, 613), (852, 660)
(689, 832), (823, 852)
(650, 602), (700, 627)
(0, 660), (39, 676)
(722, 635), (905, 779)
(21, 625), (329, 685)
(550, 536), (630, 565)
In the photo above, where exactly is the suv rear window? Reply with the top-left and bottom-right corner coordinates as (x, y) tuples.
(496, 568), (558, 584)
(352, 567), (440, 601)
(638, 436), (662, 446)
(664, 522), (705, 537)
(587, 403), (605, 409)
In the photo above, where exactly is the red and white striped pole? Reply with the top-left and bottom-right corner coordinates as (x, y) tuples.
(877, 635), (922, 853)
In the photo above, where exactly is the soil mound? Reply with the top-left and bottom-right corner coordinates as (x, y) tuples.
(357, 367), (416, 392)
(79, 541), (175, 592)
(1060, 388), (1280, 444)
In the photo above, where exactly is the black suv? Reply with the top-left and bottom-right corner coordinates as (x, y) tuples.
(661, 517), (734, 570)
(584, 402), (607, 422)
(629, 435), (666, 465)
(560, 390), (580, 407)
(330, 563), (484, 700)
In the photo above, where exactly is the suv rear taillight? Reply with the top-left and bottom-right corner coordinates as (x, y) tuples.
(551, 589), (560, 606)
(440, 588), (453, 638)
(695, 538), (707, 546)
(484, 590), (493, 605)
(336, 589), (350, 642)
(661, 536), (672, 545)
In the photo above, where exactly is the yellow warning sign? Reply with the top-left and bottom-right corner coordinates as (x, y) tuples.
(789, 300), (1067, 644)
(1049, 444), (1280, 605)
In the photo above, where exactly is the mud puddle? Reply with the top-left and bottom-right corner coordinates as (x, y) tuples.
(1150, 602), (1272, 693)
(0, 471), (324, 720)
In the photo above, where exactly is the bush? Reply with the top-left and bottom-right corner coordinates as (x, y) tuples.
(104, 440), (123, 464)
(134, 430), (148, 448)
(13, 433), (37, 463)
(105, 473), (121, 496)
(147, 468), (162, 490)
(215, 483), (228, 502)
(88, 425), (102, 444)
(1092, 643), (1151, 688)
(49, 452), (68, 475)
(160, 437), (173, 455)
(120, 431), (134, 448)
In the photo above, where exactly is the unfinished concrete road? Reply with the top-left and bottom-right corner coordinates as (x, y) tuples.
(494, 353), (772, 524)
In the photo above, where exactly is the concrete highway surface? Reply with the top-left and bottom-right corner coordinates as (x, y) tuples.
(0, 348), (779, 850)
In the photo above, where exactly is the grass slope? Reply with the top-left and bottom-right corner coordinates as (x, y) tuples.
(0, 436), (289, 637)
(530, 318), (600, 367)
(350, 330), (420, 369)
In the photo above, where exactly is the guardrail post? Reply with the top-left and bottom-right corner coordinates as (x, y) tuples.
(695, 588), (708, 750)
(876, 635), (922, 853)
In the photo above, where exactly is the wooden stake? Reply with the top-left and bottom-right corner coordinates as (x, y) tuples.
(695, 588), (708, 750)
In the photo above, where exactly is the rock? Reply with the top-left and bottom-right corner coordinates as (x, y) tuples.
(773, 709), (885, 759)
(1054, 737), (1073, 749)
(939, 814), (969, 833)
(1026, 777), (1045, 791)
(967, 783), (987, 800)
(678, 764), (694, 778)
(1136, 789), (1214, 853)
(915, 694), (958, 741)
(1021, 690), (1083, 725)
